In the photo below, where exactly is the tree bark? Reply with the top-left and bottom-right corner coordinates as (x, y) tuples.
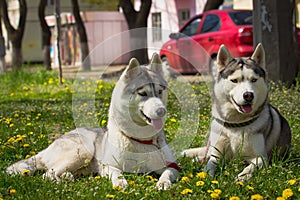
(38, 0), (51, 70)
(71, 0), (91, 71)
(0, 0), (27, 69)
(203, 0), (224, 11)
(253, 0), (299, 84)
(0, 8), (6, 73)
(119, 0), (152, 64)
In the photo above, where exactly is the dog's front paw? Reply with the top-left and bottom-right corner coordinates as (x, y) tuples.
(156, 179), (172, 190)
(236, 172), (252, 182)
(112, 178), (128, 190)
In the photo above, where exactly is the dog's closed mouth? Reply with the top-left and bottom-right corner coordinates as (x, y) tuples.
(140, 110), (163, 130)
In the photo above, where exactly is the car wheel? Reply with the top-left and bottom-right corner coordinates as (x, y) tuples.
(161, 56), (178, 79)
(209, 56), (218, 80)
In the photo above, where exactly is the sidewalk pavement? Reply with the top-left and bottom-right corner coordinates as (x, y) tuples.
(54, 64), (211, 82)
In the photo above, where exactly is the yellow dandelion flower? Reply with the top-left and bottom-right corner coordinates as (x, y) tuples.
(98, 85), (103, 89)
(196, 172), (207, 179)
(5, 118), (12, 124)
(236, 181), (244, 187)
(10, 93), (14, 96)
(29, 131), (34, 135)
(210, 192), (220, 199)
(170, 118), (177, 123)
(105, 103), (110, 107)
(247, 185), (254, 191)
(207, 190), (214, 193)
(30, 151), (36, 155)
(9, 123), (14, 128)
(146, 175), (157, 182)
(101, 120), (107, 126)
(282, 188), (293, 199)
(21, 169), (30, 175)
(181, 176), (190, 183)
(224, 170), (230, 175)
(298, 187), (300, 192)
(113, 185), (122, 191)
(26, 122), (32, 126)
(25, 155), (30, 159)
(46, 107), (52, 111)
(196, 181), (205, 186)
(94, 176), (101, 179)
(180, 188), (193, 195)
(214, 189), (222, 195)
(9, 189), (16, 195)
(276, 197), (285, 200)
(106, 194), (115, 199)
(14, 113), (19, 118)
(287, 179), (296, 185)
(190, 93), (195, 97)
(23, 144), (30, 148)
(128, 180), (135, 186)
(251, 194), (264, 200)
(23, 86), (29, 91)
(230, 196), (240, 200)
(211, 180), (219, 185)
(7, 137), (15, 143)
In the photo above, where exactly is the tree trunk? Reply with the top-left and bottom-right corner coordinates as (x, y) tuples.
(253, 0), (299, 84)
(71, 0), (90, 71)
(203, 0), (224, 11)
(0, 0), (27, 69)
(0, 10), (6, 73)
(119, 0), (152, 64)
(38, 0), (51, 70)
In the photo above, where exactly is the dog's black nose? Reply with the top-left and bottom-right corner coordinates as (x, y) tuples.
(156, 107), (166, 117)
(243, 92), (254, 102)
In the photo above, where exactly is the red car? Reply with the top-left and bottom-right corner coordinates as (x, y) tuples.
(159, 9), (253, 74)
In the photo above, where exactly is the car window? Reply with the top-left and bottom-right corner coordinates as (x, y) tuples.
(229, 11), (252, 25)
(180, 17), (201, 36)
(200, 14), (220, 33)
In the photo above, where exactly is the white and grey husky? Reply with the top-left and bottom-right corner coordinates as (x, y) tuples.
(6, 53), (180, 190)
(182, 44), (291, 181)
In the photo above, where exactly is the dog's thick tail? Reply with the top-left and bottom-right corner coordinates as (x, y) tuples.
(6, 151), (46, 175)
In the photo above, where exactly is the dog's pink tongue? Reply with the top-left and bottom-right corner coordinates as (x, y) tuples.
(151, 118), (163, 130)
(241, 104), (252, 113)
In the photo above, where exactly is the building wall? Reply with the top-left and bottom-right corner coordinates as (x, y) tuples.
(146, 0), (206, 58)
(3, 0), (130, 65)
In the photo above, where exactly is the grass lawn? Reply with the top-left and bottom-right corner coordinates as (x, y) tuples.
(0, 67), (300, 199)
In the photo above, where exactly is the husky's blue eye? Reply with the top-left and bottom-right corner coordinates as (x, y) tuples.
(231, 79), (238, 83)
(251, 78), (257, 83)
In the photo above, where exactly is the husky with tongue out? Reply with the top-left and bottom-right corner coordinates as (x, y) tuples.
(6, 53), (179, 190)
(182, 44), (291, 181)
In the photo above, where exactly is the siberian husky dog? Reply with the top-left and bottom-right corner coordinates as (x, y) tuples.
(182, 44), (291, 181)
(6, 53), (180, 190)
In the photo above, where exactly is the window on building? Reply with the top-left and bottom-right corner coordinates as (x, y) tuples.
(178, 9), (190, 27)
(152, 12), (162, 42)
(47, 0), (54, 6)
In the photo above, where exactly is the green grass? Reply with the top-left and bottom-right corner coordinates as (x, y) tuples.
(0, 68), (300, 199)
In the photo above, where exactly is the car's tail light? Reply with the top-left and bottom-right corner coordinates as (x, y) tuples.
(238, 27), (253, 44)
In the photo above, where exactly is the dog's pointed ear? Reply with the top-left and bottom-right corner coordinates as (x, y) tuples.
(217, 44), (233, 72)
(251, 43), (265, 69)
(150, 53), (163, 75)
(124, 58), (141, 79)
